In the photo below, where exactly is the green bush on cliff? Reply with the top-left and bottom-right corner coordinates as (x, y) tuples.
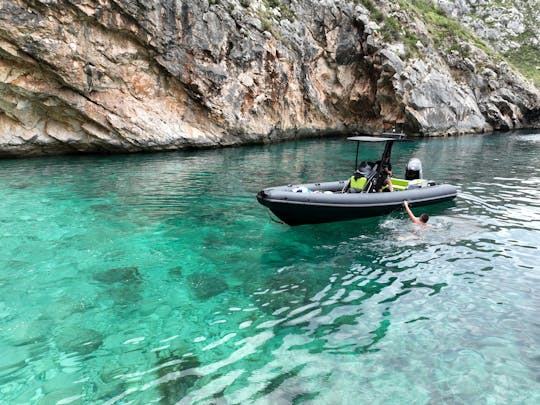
(354, 0), (384, 23)
(382, 16), (401, 42)
(400, 0), (540, 86)
(264, 0), (294, 20)
(507, 42), (540, 87)
(398, 0), (491, 55)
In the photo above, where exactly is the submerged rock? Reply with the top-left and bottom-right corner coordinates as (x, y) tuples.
(155, 351), (201, 402)
(107, 285), (142, 307)
(168, 266), (184, 281)
(93, 267), (143, 309)
(93, 267), (141, 284)
(55, 327), (104, 355)
(187, 272), (228, 300)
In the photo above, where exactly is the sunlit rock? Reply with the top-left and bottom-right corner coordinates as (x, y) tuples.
(0, 0), (538, 156)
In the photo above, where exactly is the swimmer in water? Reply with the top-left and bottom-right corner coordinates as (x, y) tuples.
(403, 200), (429, 225)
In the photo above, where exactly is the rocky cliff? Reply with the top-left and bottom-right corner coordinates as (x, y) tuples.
(1, 0), (539, 156)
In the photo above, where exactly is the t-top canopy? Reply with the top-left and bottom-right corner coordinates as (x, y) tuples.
(347, 133), (405, 170)
(347, 136), (397, 142)
(347, 132), (406, 142)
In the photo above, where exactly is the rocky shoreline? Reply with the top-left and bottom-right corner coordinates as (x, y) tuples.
(1, 0), (539, 157)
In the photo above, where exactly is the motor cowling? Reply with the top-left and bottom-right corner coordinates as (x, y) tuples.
(405, 158), (423, 180)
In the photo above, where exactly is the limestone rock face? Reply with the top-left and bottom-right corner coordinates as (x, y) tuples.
(435, 0), (539, 53)
(0, 0), (539, 156)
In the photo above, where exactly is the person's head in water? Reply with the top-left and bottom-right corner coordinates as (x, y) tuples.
(419, 213), (429, 223)
(403, 200), (430, 225)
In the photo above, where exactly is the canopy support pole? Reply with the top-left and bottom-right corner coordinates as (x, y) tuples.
(354, 141), (359, 170)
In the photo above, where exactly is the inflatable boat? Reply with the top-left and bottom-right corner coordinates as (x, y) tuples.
(256, 134), (458, 226)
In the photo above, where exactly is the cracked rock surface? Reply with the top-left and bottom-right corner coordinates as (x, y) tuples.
(0, 0), (539, 156)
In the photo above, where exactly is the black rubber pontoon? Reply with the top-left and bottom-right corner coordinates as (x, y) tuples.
(256, 133), (458, 225)
(257, 180), (457, 225)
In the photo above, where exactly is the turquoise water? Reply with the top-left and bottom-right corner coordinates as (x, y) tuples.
(1, 131), (539, 404)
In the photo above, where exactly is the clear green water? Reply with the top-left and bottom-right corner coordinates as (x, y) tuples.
(0, 131), (539, 404)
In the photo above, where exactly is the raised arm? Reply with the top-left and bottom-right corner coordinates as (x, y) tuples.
(403, 200), (421, 224)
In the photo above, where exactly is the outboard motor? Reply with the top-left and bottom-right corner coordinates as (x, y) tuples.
(405, 158), (423, 180)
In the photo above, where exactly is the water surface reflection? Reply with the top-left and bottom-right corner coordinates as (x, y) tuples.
(0, 131), (538, 403)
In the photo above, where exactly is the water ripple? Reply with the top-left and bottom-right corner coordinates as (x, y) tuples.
(1, 132), (540, 403)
